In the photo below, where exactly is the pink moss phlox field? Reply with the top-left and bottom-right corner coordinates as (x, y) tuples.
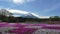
(42, 26), (60, 30)
(8, 28), (37, 34)
(0, 22), (60, 34)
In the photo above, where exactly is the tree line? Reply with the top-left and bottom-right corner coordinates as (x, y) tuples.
(0, 9), (60, 23)
(0, 15), (60, 22)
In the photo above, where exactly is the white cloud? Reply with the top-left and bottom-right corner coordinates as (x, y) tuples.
(12, 0), (35, 4)
(39, 16), (50, 18)
(31, 13), (40, 18)
(7, 9), (29, 14)
(12, 0), (25, 4)
(31, 13), (49, 18)
(7, 9), (49, 18)
(7, 9), (41, 17)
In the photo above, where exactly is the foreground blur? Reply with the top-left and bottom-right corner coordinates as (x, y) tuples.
(0, 22), (60, 34)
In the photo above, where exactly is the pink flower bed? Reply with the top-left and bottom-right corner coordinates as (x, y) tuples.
(9, 28), (37, 34)
(0, 22), (60, 34)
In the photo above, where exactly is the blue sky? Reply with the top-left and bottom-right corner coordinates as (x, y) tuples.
(0, 0), (60, 17)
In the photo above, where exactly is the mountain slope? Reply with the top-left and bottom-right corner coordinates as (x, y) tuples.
(7, 9), (40, 18)
(21, 13), (39, 18)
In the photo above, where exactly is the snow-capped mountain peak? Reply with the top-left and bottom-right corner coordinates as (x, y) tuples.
(7, 9), (40, 18)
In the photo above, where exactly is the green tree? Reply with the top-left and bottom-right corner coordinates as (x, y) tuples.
(49, 16), (60, 21)
(0, 9), (13, 22)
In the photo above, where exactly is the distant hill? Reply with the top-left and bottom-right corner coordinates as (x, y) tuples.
(0, 9), (12, 16)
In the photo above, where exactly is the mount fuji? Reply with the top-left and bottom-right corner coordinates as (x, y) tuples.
(13, 13), (39, 18)
(7, 9), (40, 18)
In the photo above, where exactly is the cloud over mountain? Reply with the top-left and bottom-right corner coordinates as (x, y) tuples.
(11, 0), (36, 4)
(7, 9), (40, 18)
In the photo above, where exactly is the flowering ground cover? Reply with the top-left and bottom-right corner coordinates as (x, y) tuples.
(0, 22), (60, 34)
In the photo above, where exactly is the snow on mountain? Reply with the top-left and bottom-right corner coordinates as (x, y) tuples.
(7, 9), (40, 18)
(0, 9), (49, 18)
(20, 13), (39, 18)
